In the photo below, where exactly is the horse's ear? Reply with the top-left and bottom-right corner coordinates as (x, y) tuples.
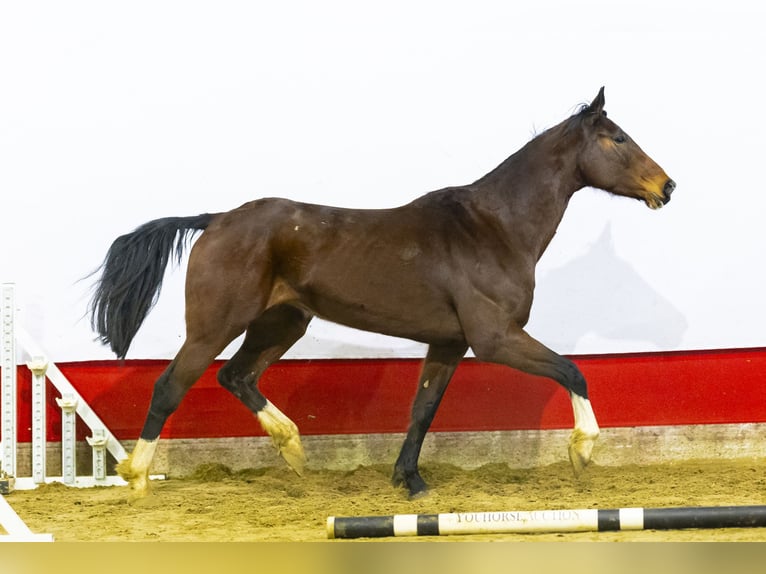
(585, 87), (606, 119)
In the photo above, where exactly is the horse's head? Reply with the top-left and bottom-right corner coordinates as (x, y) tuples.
(574, 87), (675, 210)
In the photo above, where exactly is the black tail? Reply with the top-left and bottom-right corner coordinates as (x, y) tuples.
(89, 213), (215, 359)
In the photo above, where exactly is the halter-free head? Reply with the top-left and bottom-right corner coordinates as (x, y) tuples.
(575, 87), (675, 209)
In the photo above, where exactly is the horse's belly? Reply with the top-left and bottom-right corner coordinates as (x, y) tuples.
(303, 288), (465, 346)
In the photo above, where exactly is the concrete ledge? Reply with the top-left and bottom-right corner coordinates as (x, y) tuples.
(12, 423), (766, 479)
(143, 422), (766, 477)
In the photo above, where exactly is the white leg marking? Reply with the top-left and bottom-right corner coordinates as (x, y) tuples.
(568, 393), (600, 476)
(116, 438), (158, 497)
(257, 400), (306, 476)
(131, 438), (159, 473)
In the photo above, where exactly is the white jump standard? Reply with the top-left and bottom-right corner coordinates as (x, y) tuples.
(0, 492), (53, 542)
(327, 505), (766, 538)
(1, 283), (132, 489)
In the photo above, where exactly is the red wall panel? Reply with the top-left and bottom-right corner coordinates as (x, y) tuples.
(3, 348), (766, 442)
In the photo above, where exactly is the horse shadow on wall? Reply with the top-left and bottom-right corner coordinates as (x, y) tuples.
(530, 223), (688, 354)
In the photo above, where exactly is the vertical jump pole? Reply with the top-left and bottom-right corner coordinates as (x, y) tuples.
(86, 429), (108, 482)
(55, 394), (78, 486)
(0, 283), (138, 489)
(27, 357), (48, 485)
(1, 284), (17, 478)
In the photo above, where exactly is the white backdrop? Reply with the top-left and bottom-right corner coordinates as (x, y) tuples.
(2, 1), (765, 361)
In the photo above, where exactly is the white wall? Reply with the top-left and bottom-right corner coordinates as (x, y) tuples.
(2, 1), (765, 361)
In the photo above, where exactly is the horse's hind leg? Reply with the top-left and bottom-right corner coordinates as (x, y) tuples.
(217, 304), (312, 475)
(392, 342), (467, 498)
(118, 331), (239, 497)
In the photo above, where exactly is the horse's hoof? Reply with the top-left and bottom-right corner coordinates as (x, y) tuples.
(568, 429), (597, 477)
(392, 468), (429, 499)
(278, 435), (306, 477)
(257, 401), (306, 475)
(568, 447), (589, 477)
(116, 459), (151, 498)
(115, 457), (131, 479)
(408, 487), (430, 501)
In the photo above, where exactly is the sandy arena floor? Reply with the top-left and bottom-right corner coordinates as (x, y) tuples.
(5, 457), (766, 542)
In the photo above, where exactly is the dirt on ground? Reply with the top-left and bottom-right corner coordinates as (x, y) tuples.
(5, 457), (766, 542)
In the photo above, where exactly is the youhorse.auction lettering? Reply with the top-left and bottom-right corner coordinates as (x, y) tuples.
(454, 510), (582, 524)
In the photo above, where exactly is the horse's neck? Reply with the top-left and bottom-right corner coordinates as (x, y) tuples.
(470, 136), (583, 260)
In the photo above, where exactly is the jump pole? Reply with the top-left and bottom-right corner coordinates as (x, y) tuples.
(327, 505), (766, 539)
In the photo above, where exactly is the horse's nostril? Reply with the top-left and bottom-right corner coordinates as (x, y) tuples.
(664, 179), (676, 197)
(661, 179), (675, 205)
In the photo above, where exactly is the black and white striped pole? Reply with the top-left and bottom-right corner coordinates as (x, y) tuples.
(327, 505), (766, 539)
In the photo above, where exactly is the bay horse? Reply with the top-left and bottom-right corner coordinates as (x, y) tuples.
(89, 87), (674, 499)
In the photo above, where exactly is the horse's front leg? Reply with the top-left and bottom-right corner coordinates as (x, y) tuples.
(463, 314), (600, 476)
(393, 343), (467, 498)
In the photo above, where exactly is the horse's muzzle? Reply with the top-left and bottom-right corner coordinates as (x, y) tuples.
(662, 179), (676, 204)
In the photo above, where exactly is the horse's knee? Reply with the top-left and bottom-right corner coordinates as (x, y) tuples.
(471, 333), (589, 398)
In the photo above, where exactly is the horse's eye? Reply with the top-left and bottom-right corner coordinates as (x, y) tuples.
(613, 134), (626, 144)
